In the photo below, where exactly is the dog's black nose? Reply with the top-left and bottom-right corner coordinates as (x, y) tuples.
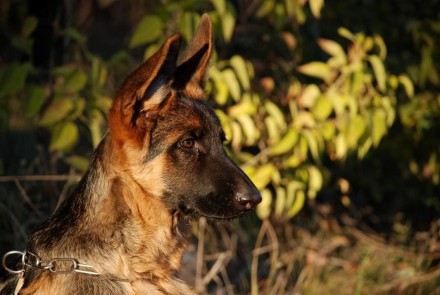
(237, 192), (262, 210)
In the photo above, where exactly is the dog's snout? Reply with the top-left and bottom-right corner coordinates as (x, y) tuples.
(237, 191), (262, 211)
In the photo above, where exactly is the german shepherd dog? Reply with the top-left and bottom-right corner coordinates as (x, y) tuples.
(1, 14), (261, 294)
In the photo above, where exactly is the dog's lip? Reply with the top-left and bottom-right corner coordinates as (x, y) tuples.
(194, 209), (251, 220)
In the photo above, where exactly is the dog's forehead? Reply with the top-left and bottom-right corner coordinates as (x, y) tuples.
(155, 95), (221, 136)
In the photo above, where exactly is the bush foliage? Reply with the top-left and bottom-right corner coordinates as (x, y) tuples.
(1, 0), (439, 222)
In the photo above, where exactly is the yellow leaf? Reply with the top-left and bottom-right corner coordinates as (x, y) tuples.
(235, 114), (259, 146)
(299, 84), (320, 108)
(256, 189), (272, 220)
(265, 117), (280, 145)
(269, 128), (299, 156)
(230, 121), (243, 151)
(317, 38), (346, 67)
(335, 133), (347, 160)
(129, 15), (163, 48)
(309, 0), (324, 18)
(287, 190), (305, 218)
(368, 55), (386, 92)
(311, 96), (333, 120)
(39, 97), (74, 126)
(221, 5), (235, 42)
(222, 69), (241, 101)
(230, 55), (250, 90)
(274, 186), (286, 217)
(398, 74), (414, 98)
(338, 27), (355, 41)
(49, 121), (79, 151)
(265, 101), (286, 131)
(371, 110), (387, 147)
(251, 164), (275, 190)
(297, 62), (332, 81)
(346, 115), (366, 149)
(308, 165), (323, 199)
(215, 110), (232, 142)
(210, 0), (226, 15)
(256, 0), (275, 18)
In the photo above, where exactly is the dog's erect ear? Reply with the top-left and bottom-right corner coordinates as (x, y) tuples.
(109, 34), (182, 144)
(174, 13), (213, 96)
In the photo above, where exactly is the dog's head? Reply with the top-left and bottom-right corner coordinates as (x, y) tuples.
(108, 14), (261, 219)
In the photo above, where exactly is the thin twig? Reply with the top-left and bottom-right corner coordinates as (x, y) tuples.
(202, 251), (231, 285)
(13, 179), (42, 217)
(251, 220), (269, 295)
(220, 265), (235, 295)
(373, 267), (440, 294)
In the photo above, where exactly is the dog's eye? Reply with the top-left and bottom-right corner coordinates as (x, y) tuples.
(180, 138), (195, 149)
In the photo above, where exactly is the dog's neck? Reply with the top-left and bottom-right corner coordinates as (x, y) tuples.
(28, 136), (191, 284)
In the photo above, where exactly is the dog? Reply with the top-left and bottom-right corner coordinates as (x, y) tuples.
(0, 14), (261, 295)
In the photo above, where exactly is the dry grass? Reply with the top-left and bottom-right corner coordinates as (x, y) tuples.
(186, 212), (440, 295)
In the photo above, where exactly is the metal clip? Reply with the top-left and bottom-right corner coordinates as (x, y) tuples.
(2, 251), (26, 274)
(48, 258), (78, 274)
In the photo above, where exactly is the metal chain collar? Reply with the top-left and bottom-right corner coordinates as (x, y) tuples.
(2, 250), (100, 276)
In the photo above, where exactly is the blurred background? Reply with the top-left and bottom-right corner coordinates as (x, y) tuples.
(0, 0), (439, 294)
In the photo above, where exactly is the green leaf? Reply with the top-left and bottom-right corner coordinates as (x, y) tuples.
(256, 0), (275, 18)
(221, 5), (236, 42)
(179, 12), (200, 42)
(265, 101), (286, 130)
(269, 128), (299, 156)
(21, 16), (38, 38)
(210, 0), (226, 15)
(64, 27), (86, 44)
(65, 155), (89, 172)
(230, 55), (250, 90)
(25, 86), (47, 118)
(374, 35), (387, 60)
(49, 121), (79, 151)
(129, 15), (163, 48)
(303, 130), (322, 163)
(398, 75), (414, 98)
(371, 110), (387, 147)
(39, 97), (74, 126)
(368, 55), (386, 92)
(0, 63), (30, 97)
(144, 43), (161, 60)
(311, 96), (333, 120)
(89, 109), (105, 148)
(64, 71), (87, 93)
(346, 115), (366, 148)
(297, 62), (332, 81)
